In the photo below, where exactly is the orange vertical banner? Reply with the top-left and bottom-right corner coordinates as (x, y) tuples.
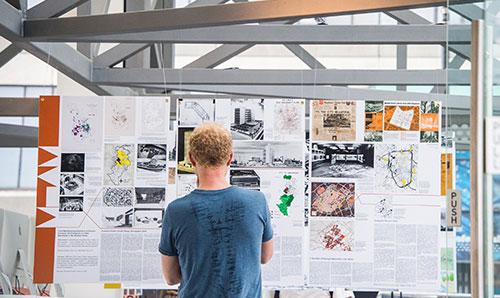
(38, 96), (60, 147)
(33, 227), (56, 284)
(35, 96), (60, 283)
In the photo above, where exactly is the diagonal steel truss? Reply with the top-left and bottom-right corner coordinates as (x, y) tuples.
(0, 0), (481, 103)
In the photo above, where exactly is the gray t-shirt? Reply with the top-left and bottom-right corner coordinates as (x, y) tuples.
(159, 185), (273, 298)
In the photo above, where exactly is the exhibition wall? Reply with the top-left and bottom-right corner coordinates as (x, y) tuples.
(0, 0), (486, 296)
(31, 96), (453, 293)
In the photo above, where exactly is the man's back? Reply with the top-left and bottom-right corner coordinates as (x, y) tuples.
(159, 186), (273, 298)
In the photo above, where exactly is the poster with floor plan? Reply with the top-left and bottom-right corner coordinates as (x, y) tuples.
(36, 96), (443, 292)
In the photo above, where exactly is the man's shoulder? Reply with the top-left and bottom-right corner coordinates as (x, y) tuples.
(229, 186), (267, 206)
(166, 194), (192, 211)
(231, 185), (265, 197)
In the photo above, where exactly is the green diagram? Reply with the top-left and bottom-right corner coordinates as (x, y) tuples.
(276, 174), (294, 216)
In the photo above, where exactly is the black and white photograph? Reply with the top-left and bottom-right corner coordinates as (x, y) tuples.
(135, 187), (166, 205)
(230, 98), (264, 140)
(137, 144), (167, 173)
(102, 208), (134, 228)
(168, 130), (177, 162)
(103, 187), (134, 207)
(230, 170), (260, 189)
(421, 131), (439, 143)
(60, 173), (84, 196)
(365, 101), (384, 113)
(61, 153), (85, 172)
(134, 208), (164, 228)
(421, 101), (440, 114)
(59, 196), (83, 212)
(364, 131), (383, 142)
(311, 143), (375, 178)
(231, 141), (303, 168)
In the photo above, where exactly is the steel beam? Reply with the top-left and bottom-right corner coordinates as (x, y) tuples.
(0, 124), (38, 148)
(397, 44), (407, 91)
(23, 0), (463, 39)
(35, 24), (470, 44)
(0, 0), (136, 96)
(145, 84), (470, 107)
(284, 44), (326, 69)
(384, 9), (432, 24)
(430, 54), (467, 93)
(0, 0), (22, 40)
(450, 3), (484, 21)
(486, 0), (500, 16)
(0, 44), (21, 68)
(93, 68), (469, 86)
(94, 44), (151, 68)
(15, 41), (135, 95)
(0, 97), (38, 116)
(184, 44), (252, 68)
(182, 0), (298, 70)
(186, 0), (229, 7)
(26, 0), (90, 19)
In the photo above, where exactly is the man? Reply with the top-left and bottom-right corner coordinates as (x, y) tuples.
(159, 122), (274, 298)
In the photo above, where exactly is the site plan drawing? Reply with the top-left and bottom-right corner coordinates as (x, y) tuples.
(310, 220), (355, 252)
(375, 144), (418, 192)
(103, 144), (135, 186)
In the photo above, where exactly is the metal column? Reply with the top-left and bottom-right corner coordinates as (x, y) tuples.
(470, 19), (487, 298)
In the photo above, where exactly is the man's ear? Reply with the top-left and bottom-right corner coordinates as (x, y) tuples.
(226, 151), (233, 167)
(188, 151), (196, 166)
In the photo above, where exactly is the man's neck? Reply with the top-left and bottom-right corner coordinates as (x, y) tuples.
(196, 166), (231, 190)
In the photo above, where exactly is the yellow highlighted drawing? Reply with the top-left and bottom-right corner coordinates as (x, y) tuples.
(115, 150), (131, 167)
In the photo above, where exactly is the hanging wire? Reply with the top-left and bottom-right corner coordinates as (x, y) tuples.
(158, 43), (168, 95)
(45, 44), (52, 88)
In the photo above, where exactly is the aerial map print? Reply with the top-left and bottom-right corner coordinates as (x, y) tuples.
(273, 100), (303, 140)
(310, 220), (354, 252)
(311, 182), (355, 217)
(384, 104), (420, 131)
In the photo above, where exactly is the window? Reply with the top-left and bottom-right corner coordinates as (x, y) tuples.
(0, 85), (56, 189)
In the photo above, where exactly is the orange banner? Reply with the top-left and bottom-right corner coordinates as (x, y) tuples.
(33, 228), (56, 283)
(38, 96), (60, 147)
(441, 153), (453, 196)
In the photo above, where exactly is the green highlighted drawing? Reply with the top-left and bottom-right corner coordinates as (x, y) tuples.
(276, 174), (294, 216)
(442, 272), (454, 282)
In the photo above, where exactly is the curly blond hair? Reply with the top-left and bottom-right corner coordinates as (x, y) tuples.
(189, 122), (233, 168)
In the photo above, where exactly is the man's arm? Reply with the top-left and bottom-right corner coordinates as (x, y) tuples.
(161, 254), (182, 285)
(261, 237), (274, 264)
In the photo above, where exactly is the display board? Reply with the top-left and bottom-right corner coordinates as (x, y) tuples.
(34, 96), (170, 286)
(35, 96), (444, 292)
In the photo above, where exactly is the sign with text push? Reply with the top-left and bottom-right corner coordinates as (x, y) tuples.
(446, 189), (462, 227)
